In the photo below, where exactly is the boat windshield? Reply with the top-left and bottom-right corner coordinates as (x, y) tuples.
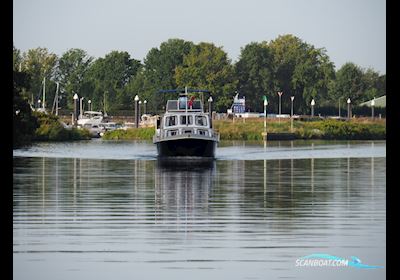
(180, 115), (193, 125)
(178, 97), (187, 110)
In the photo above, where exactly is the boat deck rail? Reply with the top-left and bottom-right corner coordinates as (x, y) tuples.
(154, 127), (219, 142)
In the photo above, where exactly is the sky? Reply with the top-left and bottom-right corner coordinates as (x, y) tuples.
(13, 0), (386, 74)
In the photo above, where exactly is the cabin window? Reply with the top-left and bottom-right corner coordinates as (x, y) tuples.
(165, 116), (177, 127)
(180, 115), (193, 125)
(195, 115), (207, 126)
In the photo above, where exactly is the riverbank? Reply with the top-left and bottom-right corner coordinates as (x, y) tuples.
(14, 112), (92, 148)
(102, 118), (385, 141)
(215, 118), (386, 140)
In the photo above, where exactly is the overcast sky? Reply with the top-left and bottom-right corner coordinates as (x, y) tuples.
(13, 0), (386, 74)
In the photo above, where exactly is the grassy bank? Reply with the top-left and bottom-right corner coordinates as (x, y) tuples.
(214, 118), (386, 140)
(101, 118), (385, 141)
(102, 127), (155, 140)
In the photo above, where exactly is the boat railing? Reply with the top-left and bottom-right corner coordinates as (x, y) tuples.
(154, 127), (219, 141)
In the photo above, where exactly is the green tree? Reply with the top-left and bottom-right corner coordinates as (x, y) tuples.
(332, 62), (365, 104)
(362, 68), (385, 101)
(13, 70), (39, 147)
(86, 51), (141, 112)
(21, 47), (58, 109)
(175, 42), (238, 112)
(127, 38), (194, 113)
(235, 42), (274, 112)
(55, 48), (94, 109)
(13, 45), (22, 72)
(268, 34), (335, 114)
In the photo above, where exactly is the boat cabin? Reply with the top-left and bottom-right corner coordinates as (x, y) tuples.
(155, 95), (214, 139)
(153, 88), (219, 157)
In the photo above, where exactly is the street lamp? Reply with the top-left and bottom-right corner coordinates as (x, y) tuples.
(347, 98), (351, 120)
(290, 96), (295, 117)
(208, 96), (213, 128)
(277, 91), (283, 121)
(311, 99), (315, 117)
(371, 98), (375, 120)
(38, 99), (41, 109)
(290, 96), (295, 131)
(88, 99), (92, 112)
(73, 93), (79, 125)
(263, 96), (268, 131)
(134, 95), (139, 128)
(79, 97), (85, 119)
(144, 100), (147, 115)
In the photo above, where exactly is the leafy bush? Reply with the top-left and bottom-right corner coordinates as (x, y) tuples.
(33, 112), (91, 141)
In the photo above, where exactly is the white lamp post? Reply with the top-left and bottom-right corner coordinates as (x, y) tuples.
(144, 100), (147, 115)
(263, 97), (268, 131)
(277, 91), (283, 121)
(79, 97), (85, 119)
(290, 96), (295, 117)
(311, 99), (315, 117)
(347, 98), (351, 119)
(38, 99), (41, 109)
(371, 98), (375, 120)
(290, 96), (295, 131)
(88, 99), (92, 112)
(73, 93), (79, 125)
(134, 95), (139, 128)
(208, 96), (213, 128)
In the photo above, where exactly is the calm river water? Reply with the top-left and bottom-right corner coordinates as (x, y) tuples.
(13, 140), (386, 280)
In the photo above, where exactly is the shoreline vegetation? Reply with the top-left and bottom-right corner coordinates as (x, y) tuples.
(14, 112), (91, 148)
(14, 111), (385, 148)
(102, 118), (386, 141)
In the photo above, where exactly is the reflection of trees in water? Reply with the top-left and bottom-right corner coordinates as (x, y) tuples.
(13, 154), (384, 225)
(234, 157), (383, 220)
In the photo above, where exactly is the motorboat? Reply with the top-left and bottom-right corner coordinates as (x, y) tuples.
(153, 88), (219, 158)
(77, 111), (104, 127)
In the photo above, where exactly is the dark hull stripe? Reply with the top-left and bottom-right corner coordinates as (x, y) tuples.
(156, 138), (217, 157)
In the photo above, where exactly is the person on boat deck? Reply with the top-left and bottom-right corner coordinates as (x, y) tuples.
(188, 96), (195, 109)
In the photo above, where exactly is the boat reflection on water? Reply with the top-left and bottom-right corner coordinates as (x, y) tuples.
(154, 158), (216, 223)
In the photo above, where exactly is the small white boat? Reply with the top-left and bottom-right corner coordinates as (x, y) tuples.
(77, 111), (103, 127)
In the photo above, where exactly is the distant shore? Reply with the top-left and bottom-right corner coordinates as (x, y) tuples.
(102, 118), (385, 141)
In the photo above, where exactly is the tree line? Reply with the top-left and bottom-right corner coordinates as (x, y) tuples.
(13, 34), (385, 115)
